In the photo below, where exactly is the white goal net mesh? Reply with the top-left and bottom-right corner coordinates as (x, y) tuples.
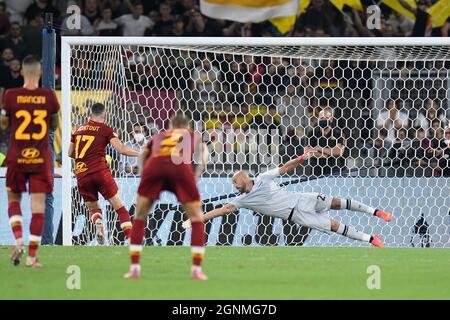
(68, 43), (450, 247)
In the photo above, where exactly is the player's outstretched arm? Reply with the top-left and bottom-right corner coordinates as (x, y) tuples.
(204, 203), (237, 221)
(278, 147), (316, 175)
(182, 203), (238, 229)
(110, 138), (140, 157)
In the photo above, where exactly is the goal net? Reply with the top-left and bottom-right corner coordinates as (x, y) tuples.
(62, 38), (450, 248)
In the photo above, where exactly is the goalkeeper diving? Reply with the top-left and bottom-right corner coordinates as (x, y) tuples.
(183, 148), (392, 247)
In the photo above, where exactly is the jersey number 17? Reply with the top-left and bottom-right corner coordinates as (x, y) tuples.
(74, 135), (95, 159)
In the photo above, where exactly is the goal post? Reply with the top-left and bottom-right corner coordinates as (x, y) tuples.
(61, 37), (450, 247)
(61, 39), (72, 246)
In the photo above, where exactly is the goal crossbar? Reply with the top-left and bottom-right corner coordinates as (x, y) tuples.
(62, 36), (450, 47)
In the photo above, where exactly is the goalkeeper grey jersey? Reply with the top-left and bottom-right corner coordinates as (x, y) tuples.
(230, 168), (300, 219)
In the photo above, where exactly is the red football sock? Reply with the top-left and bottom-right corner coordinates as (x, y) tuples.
(116, 206), (132, 239)
(89, 208), (102, 224)
(129, 218), (146, 265)
(8, 201), (23, 241)
(29, 213), (45, 258)
(191, 221), (205, 267)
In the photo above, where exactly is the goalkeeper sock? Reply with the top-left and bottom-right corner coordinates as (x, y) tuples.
(191, 221), (205, 267)
(8, 201), (23, 245)
(341, 199), (376, 216)
(89, 208), (102, 224)
(116, 206), (132, 239)
(129, 218), (146, 265)
(29, 213), (45, 258)
(336, 223), (371, 242)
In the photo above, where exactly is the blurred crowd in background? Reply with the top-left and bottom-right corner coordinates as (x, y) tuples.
(70, 47), (450, 178)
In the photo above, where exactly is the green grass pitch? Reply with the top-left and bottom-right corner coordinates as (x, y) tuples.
(1, 246), (450, 299)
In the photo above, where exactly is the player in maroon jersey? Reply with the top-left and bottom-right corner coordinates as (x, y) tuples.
(68, 102), (139, 245)
(124, 114), (209, 280)
(0, 55), (59, 267)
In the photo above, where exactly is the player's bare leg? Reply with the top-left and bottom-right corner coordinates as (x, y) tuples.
(85, 201), (105, 245)
(124, 194), (153, 279)
(330, 219), (384, 247)
(183, 201), (208, 281)
(7, 191), (25, 266)
(108, 193), (132, 240)
(330, 197), (392, 222)
(26, 193), (46, 268)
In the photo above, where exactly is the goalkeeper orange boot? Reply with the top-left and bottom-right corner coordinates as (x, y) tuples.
(370, 235), (384, 248)
(25, 257), (42, 268)
(10, 243), (25, 266)
(123, 265), (140, 279)
(375, 210), (392, 222)
(191, 266), (208, 281)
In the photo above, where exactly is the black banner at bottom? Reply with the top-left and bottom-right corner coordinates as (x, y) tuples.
(1, 300), (447, 318)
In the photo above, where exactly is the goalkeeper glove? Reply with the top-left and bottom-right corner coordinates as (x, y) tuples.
(182, 219), (192, 230)
(296, 147), (316, 163)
